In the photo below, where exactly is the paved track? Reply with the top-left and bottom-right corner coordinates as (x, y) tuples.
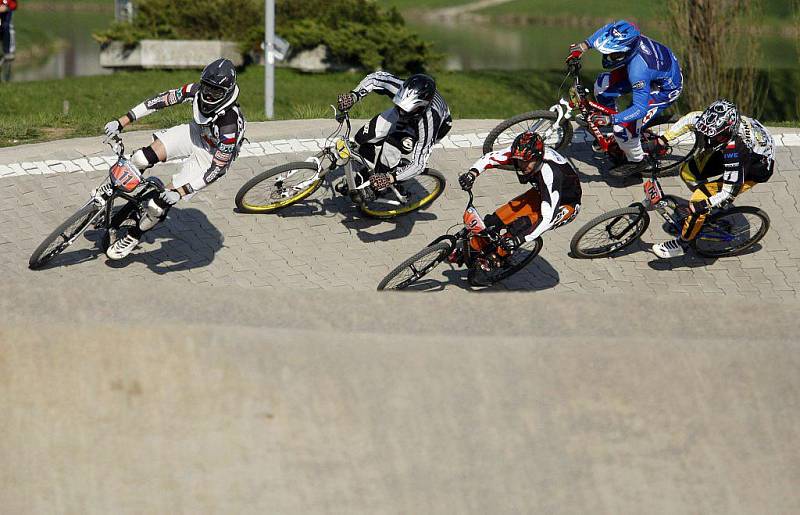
(3, 120), (800, 296)
(3, 121), (800, 514)
(2, 281), (800, 514)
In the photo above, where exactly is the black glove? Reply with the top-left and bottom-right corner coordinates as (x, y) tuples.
(337, 92), (356, 112)
(459, 170), (478, 191)
(690, 199), (711, 215)
(497, 235), (518, 253)
(370, 172), (392, 191)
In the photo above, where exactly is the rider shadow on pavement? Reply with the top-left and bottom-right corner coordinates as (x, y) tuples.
(399, 255), (560, 292)
(103, 207), (224, 274)
(646, 243), (763, 271)
(340, 209), (438, 244)
(561, 145), (682, 190)
(236, 174), (439, 243)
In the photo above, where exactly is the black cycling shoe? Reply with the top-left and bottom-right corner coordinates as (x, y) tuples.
(334, 178), (349, 196)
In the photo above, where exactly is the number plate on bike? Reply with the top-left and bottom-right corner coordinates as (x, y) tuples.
(643, 179), (663, 204)
(110, 160), (142, 193)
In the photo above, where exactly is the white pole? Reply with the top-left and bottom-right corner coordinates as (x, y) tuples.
(265, 0), (275, 119)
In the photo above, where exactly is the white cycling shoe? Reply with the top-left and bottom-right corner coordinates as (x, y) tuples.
(106, 234), (140, 260)
(652, 237), (688, 259)
(138, 199), (165, 232)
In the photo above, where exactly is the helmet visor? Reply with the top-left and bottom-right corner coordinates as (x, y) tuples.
(200, 83), (227, 104)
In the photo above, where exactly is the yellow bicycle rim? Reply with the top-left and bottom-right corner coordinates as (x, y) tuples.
(361, 181), (443, 218)
(241, 179), (322, 213)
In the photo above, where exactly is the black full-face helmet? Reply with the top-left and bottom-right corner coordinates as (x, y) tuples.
(695, 99), (740, 151)
(194, 58), (239, 123)
(392, 74), (436, 119)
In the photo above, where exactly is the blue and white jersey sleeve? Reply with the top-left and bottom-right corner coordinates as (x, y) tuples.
(613, 57), (653, 124)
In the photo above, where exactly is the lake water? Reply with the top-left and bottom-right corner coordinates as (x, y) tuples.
(8, 9), (799, 82)
(407, 19), (800, 71)
(9, 9), (111, 82)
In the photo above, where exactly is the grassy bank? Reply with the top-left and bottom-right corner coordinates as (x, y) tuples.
(1, 66), (797, 147)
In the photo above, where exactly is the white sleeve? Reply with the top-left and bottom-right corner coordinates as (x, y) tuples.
(470, 148), (514, 174)
(524, 164), (560, 242)
(352, 71), (404, 100)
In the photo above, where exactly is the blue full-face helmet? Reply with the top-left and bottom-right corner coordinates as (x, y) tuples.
(591, 20), (641, 69)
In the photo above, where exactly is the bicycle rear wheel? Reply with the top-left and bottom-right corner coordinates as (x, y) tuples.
(360, 169), (445, 219)
(377, 241), (452, 291)
(570, 205), (650, 259)
(692, 206), (769, 258)
(467, 237), (543, 287)
(29, 203), (102, 269)
(483, 111), (573, 154)
(235, 162), (322, 213)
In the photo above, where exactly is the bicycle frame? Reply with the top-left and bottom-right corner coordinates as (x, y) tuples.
(93, 135), (165, 230)
(281, 108), (414, 207)
(640, 168), (739, 244)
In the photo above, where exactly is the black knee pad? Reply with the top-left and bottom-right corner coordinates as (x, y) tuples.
(508, 217), (533, 238)
(142, 146), (159, 166)
(132, 146), (160, 171)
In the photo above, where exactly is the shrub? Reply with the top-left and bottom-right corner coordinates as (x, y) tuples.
(94, 0), (438, 74)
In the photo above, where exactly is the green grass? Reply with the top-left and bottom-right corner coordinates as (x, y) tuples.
(479, 0), (664, 20)
(480, 0), (794, 21)
(384, 0), (472, 10)
(0, 66), (797, 147)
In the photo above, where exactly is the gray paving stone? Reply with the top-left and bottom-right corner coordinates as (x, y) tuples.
(2, 122), (799, 297)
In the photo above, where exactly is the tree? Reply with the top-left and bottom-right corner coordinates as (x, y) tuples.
(665, 0), (765, 115)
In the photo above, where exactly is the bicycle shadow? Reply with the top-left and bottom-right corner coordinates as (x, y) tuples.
(237, 175), (440, 243)
(567, 237), (650, 260)
(562, 145), (683, 190)
(234, 181), (345, 219)
(104, 207), (224, 274)
(396, 255), (560, 292)
(341, 209), (439, 243)
(646, 243), (764, 271)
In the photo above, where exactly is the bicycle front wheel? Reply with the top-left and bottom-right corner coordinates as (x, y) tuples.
(483, 111), (573, 154)
(642, 115), (698, 174)
(360, 169), (445, 219)
(467, 236), (543, 287)
(692, 206), (770, 258)
(29, 203), (102, 269)
(570, 205), (650, 259)
(377, 241), (452, 291)
(235, 162), (322, 213)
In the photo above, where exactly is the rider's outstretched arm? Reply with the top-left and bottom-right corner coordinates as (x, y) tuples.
(125, 83), (199, 125)
(663, 111), (701, 142)
(469, 148), (515, 175)
(351, 71), (404, 102)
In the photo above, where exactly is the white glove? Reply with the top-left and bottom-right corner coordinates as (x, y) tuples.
(104, 120), (122, 138)
(160, 189), (181, 206)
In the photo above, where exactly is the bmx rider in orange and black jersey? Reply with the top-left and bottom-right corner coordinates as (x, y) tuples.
(458, 132), (582, 259)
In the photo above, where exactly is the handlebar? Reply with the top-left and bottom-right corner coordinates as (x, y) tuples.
(566, 58), (582, 76)
(103, 134), (125, 158)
